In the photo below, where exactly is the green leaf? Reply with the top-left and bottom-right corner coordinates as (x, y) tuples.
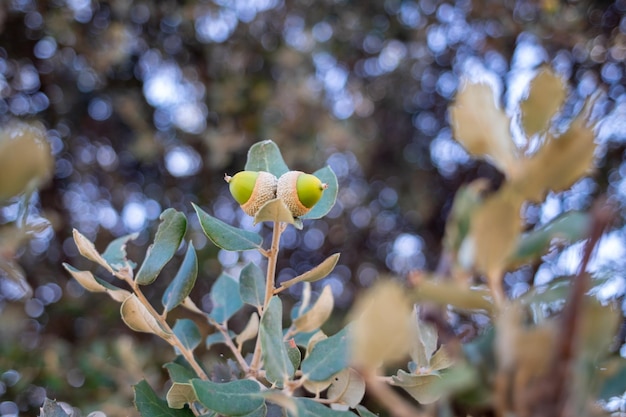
(254, 198), (296, 225)
(173, 319), (202, 351)
(241, 404), (267, 417)
(301, 326), (349, 382)
(101, 232), (138, 271)
(277, 253), (340, 291)
(288, 398), (354, 417)
(164, 362), (197, 382)
(301, 166), (338, 220)
(208, 273), (243, 324)
(245, 140), (290, 178)
(121, 294), (171, 338)
(240, 263), (266, 308)
(39, 398), (70, 417)
(260, 296), (294, 385)
(162, 243), (198, 313)
(136, 208), (187, 285)
(192, 379), (264, 416)
(134, 379), (195, 417)
(508, 211), (590, 268)
(193, 203), (263, 251)
(392, 370), (442, 404)
(63, 263), (131, 302)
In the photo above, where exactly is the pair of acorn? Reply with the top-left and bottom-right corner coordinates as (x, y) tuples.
(225, 170), (328, 218)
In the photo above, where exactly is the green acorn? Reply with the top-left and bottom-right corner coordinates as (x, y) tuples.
(225, 171), (277, 216)
(277, 171), (328, 218)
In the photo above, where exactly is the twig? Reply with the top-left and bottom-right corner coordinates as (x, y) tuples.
(208, 318), (250, 373)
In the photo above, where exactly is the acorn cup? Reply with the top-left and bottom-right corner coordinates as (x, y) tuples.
(277, 171), (328, 218)
(225, 171), (278, 216)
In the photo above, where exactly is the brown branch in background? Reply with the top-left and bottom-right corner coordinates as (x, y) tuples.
(531, 197), (616, 417)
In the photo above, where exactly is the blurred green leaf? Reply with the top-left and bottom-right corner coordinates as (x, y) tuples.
(277, 253), (340, 291)
(301, 166), (338, 220)
(245, 140), (290, 178)
(508, 211), (590, 268)
(101, 232), (138, 271)
(301, 326), (349, 382)
(162, 243), (198, 312)
(173, 319), (202, 351)
(260, 296), (294, 385)
(63, 263), (131, 302)
(39, 398), (70, 417)
(191, 379), (264, 416)
(134, 379), (194, 417)
(136, 208), (187, 285)
(193, 203), (263, 251)
(254, 198), (296, 225)
(240, 262), (266, 308)
(288, 398), (354, 417)
(597, 358), (626, 401)
(121, 294), (171, 338)
(208, 273), (243, 324)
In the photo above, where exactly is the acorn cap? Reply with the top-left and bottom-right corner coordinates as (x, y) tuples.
(277, 171), (327, 218)
(225, 171), (277, 216)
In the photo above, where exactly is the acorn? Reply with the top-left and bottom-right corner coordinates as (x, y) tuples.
(225, 171), (278, 216)
(277, 171), (328, 218)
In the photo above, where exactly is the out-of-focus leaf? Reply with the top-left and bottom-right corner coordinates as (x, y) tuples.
(277, 253), (340, 291)
(253, 198), (296, 225)
(409, 306), (438, 369)
(508, 211), (590, 269)
(39, 398), (70, 417)
(293, 284), (334, 333)
(349, 280), (413, 368)
(355, 405), (379, 417)
(597, 357), (626, 401)
(208, 273), (243, 324)
(135, 208), (187, 285)
(101, 232), (138, 272)
(193, 203), (263, 251)
(72, 229), (115, 274)
(449, 81), (518, 176)
(162, 243), (198, 313)
(392, 370), (442, 404)
(430, 346), (454, 371)
(514, 93), (598, 203)
(206, 329), (236, 349)
(288, 398), (354, 417)
(443, 179), (489, 254)
(260, 296), (294, 385)
(245, 140), (290, 178)
(134, 379), (194, 417)
(172, 319), (202, 351)
(63, 263), (131, 302)
(520, 67), (567, 137)
(327, 368), (366, 409)
(301, 166), (338, 220)
(121, 294), (170, 338)
(412, 278), (494, 314)
(236, 312), (260, 349)
(182, 297), (206, 316)
(191, 379), (264, 416)
(470, 187), (523, 286)
(301, 326), (349, 382)
(0, 120), (53, 202)
(240, 262), (266, 308)
(0, 259), (31, 299)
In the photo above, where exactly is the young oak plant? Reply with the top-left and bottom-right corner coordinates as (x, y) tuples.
(62, 140), (381, 417)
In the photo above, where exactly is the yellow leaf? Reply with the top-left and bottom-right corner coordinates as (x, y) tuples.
(293, 285), (334, 333)
(520, 67), (567, 137)
(349, 280), (413, 368)
(450, 81), (517, 176)
(120, 294), (170, 338)
(514, 98), (597, 202)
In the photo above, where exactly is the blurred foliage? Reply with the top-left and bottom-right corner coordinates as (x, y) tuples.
(0, 0), (625, 415)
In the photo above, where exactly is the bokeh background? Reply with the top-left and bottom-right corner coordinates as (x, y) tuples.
(1, 0), (625, 415)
